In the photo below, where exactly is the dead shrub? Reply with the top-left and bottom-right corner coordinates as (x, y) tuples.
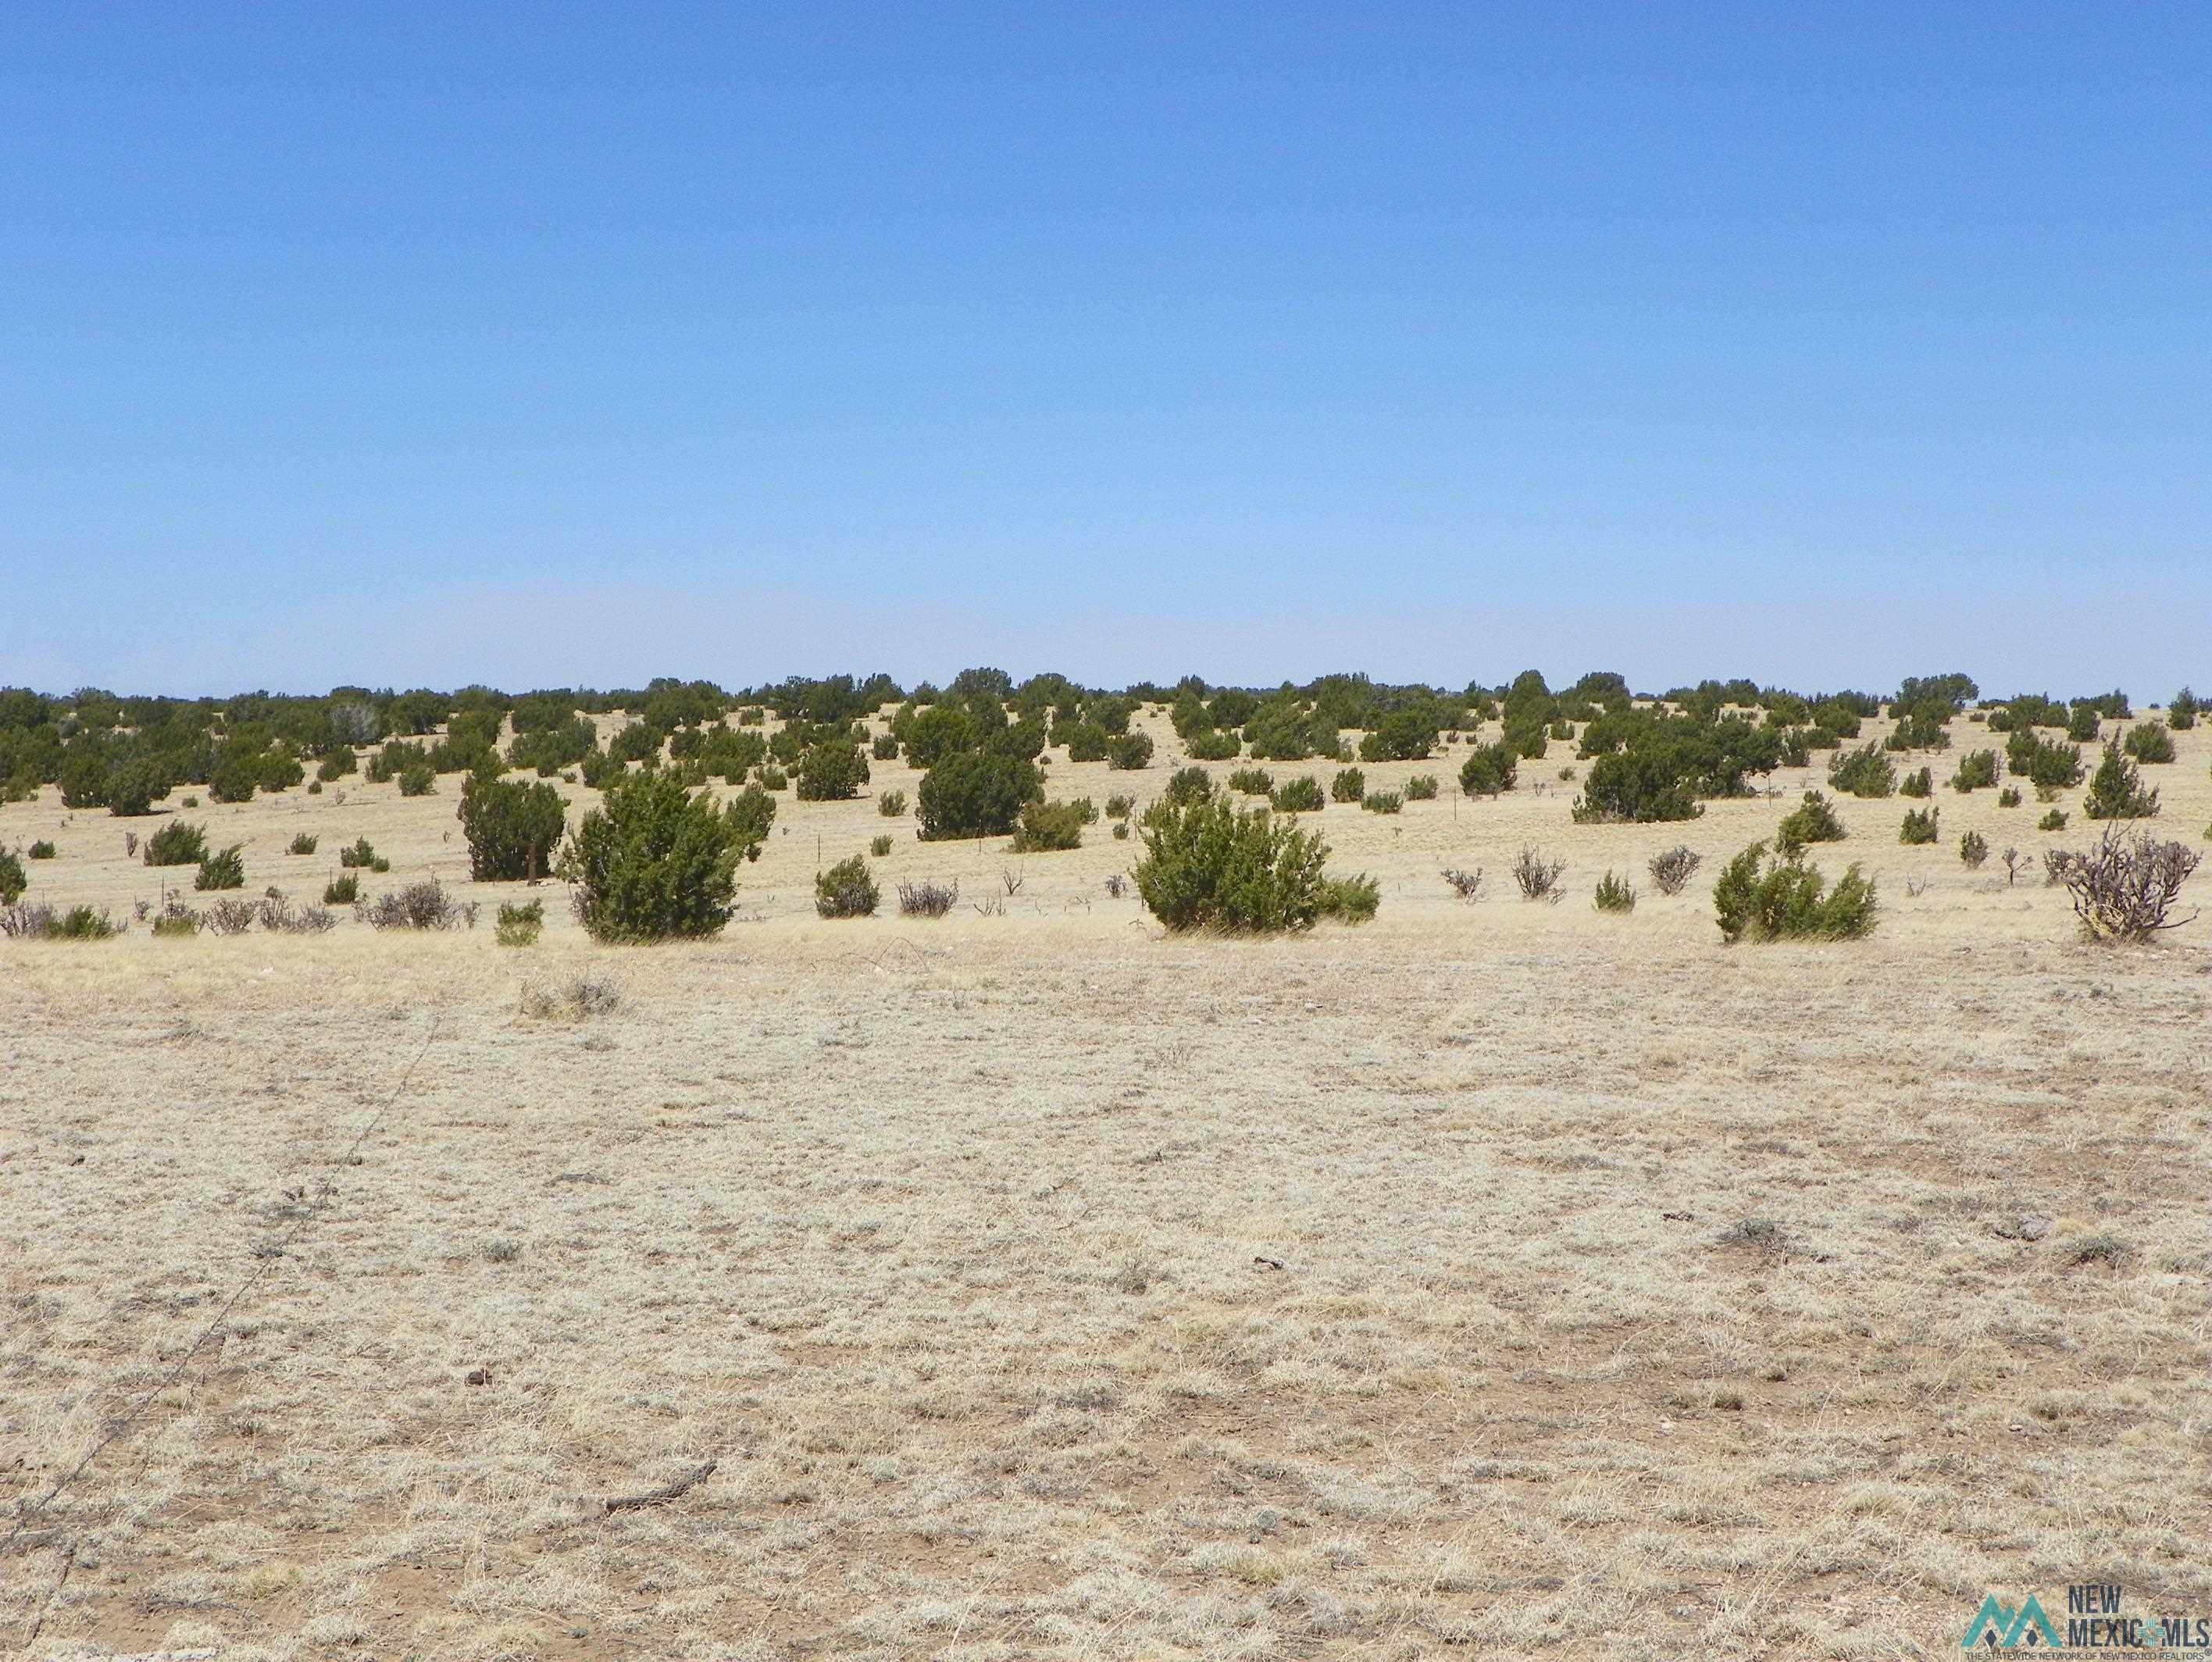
(1647, 845), (1703, 896)
(359, 880), (477, 931)
(897, 879), (958, 917)
(2046, 826), (2201, 942)
(1511, 847), (1564, 902)
(519, 975), (623, 1020)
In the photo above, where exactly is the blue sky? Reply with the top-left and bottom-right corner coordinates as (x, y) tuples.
(5, 3), (2206, 697)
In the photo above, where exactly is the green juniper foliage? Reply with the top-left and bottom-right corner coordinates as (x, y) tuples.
(2083, 742), (2159, 820)
(494, 898), (544, 946)
(1712, 843), (1878, 943)
(194, 844), (246, 891)
(1775, 791), (1846, 854)
(559, 770), (747, 941)
(144, 820), (208, 867)
(1133, 794), (1334, 933)
(814, 854), (881, 918)
(458, 772), (567, 881)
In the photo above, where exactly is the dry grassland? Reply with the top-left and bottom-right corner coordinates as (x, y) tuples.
(3, 712), (2208, 1659)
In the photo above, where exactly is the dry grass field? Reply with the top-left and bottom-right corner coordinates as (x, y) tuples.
(4, 708), (2208, 1659)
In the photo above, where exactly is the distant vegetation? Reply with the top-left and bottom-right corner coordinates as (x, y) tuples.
(0, 667), (2199, 943)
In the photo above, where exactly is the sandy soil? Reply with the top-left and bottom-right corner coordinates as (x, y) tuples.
(2, 709), (2207, 1659)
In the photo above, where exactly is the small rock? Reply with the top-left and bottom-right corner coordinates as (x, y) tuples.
(1994, 1212), (2053, 1242)
(465, 1366), (492, 1386)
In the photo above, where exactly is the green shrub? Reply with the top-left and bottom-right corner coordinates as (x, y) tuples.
(2167, 687), (2198, 730)
(1593, 870), (1638, 913)
(2038, 808), (2068, 832)
(207, 748), (259, 804)
(1011, 798), (1089, 852)
(1317, 872), (1379, 924)
(1162, 766), (1214, 806)
(1133, 795), (1333, 933)
(1998, 786), (2022, 808)
(105, 758), (172, 817)
(1712, 843), (1878, 943)
(1949, 750), (2000, 792)
(1361, 790), (1402, 814)
(28, 840), (56, 860)
(1226, 767), (1274, 796)
(916, 751), (1041, 841)
(722, 784), (776, 861)
(194, 845), (246, 890)
(1184, 726), (1242, 761)
(0, 847), (23, 904)
(337, 836), (387, 871)
(1112, 821), (1129, 840)
(877, 789), (907, 817)
(1960, 829), (1989, 868)
(2084, 743), (2159, 820)
(795, 740), (871, 801)
(607, 723), (665, 766)
(758, 767), (789, 791)
(1104, 794), (1133, 819)
(872, 733), (900, 761)
(1061, 721), (1109, 762)
(1330, 768), (1365, 804)
(1268, 776), (1325, 813)
(144, 821), (207, 866)
(559, 770), (747, 940)
(180, 796), (198, 808)
(398, 764), (437, 797)
(1105, 730), (1155, 770)
(287, 833), (318, 855)
(1886, 704), (1953, 751)
(1827, 744), (1896, 798)
(1900, 805), (1940, 844)
(2006, 730), (2085, 790)
(50, 903), (122, 943)
(458, 772), (566, 881)
(1357, 708), (1438, 762)
(814, 854), (880, 918)
(1458, 742), (1517, 797)
(317, 748), (358, 782)
(0, 902), (123, 940)
(2122, 722), (2175, 765)
(2067, 704), (2103, 742)
(495, 899), (544, 947)
(1775, 791), (1846, 854)
(580, 748), (625, 789)
(258, 751), (305, 793)
(1571, 748), (1703, 823)
(900, 704), (983, 769)
(1899, 766), (1932, 798)
(870, 833), (893, 857)
(323, 873), (359, 905)
(1404, 773), (1439, 801)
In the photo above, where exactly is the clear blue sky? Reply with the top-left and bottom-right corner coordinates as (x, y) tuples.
(5, 3), (2206, 698)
